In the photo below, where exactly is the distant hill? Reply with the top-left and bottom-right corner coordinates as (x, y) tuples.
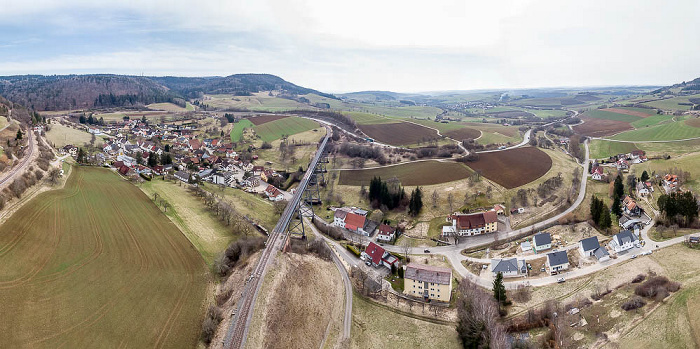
(151, 74), (338, 100)
(0, 73), (336, 111)
(653, 76), (700, 94)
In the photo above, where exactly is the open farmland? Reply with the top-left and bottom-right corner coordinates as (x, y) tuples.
(573, 117), (633, 137)
(609, 119), (700, 141)
(601, 107), (657, 118)
(146, 102), (189, 112)
(465, 147), (552, 189)
(0, 167), (206, 347)
(345, 111), (394, 125)
(230, 118), (254, 142)
(582, 109), (644, 123)
(204, 92), (311, 111)
(247, 114), (289, 125)
(46, 123), (94, 147)
(358, 122), (439, 146)
(254, 116), (319, 142)
(443, 127), (481, 140)
(589, 139), (640, 159)
(642, 94), (700, 111)
(337, 160), (472, 186)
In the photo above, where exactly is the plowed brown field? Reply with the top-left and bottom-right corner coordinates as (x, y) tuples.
(248, 114), (289, 125)
(573, 118), (633, 137)
(358, 122), (438, 146)
(465, 147), (552, 189)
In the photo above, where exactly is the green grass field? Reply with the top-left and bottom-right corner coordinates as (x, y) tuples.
(609, 120), (700, 141)
(230, 119), (254, 142)
(642, 94), (700, 111)
(589, 139), (641, 159)
(46, 123), (94, 147)
(337, 160), (472, 186)
(254, 117), (319, 142)
(630, 113), (674, 128)
(0, 167), (206, 347)
(345, 111), (395, 125)
(206, 93), (311, 111)
(582, 109), (643, 123)
(146, 102), (189, 112)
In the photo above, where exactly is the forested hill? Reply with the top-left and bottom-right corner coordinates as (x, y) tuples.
(150, 74), (338, 99)
(0, 95), (42, 125)
(653, 76), (700, 94)
(0, 73), (336, 111)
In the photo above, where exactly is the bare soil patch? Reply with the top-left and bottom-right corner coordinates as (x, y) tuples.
(685, 117), (700, 128)
(603, 108), (653, 118)
(338, 160), (472, 186)
(359, 122), (438, 146)
(443, 127), (481, 140)
(247, 114), (289, 126)
(573, 117), (633, 137)
(465, 147), (552, 189)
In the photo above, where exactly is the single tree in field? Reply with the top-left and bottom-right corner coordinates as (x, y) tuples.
(431, 190), (439, 208)
(641, 170), (650, 183)
(48, 168), (61, 185)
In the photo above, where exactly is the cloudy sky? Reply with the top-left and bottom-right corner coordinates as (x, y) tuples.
(0, 0), (698, 92)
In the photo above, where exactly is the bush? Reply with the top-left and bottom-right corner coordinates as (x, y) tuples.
(260, 141), (272, 149)
(312, 219), (344, 240)
(214, 237), (265, 277)
(200, 305), (223, 345)
(634, 275), (681, 300)
(346, 244), (361, 257)
(621, 296), (646, 311)
(631, 274), (646, 283)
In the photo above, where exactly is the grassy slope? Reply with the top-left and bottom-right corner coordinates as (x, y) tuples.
(610, 120), (700, 141)
(206, 93), (311, 111)
(630, 113), (674, 128)
(230, 118), (254, 142)
(146, 102), (188, 112)
(583, 109), (643, 123)
(0, 167), (206, 347)
(351, 293), (460, 349)
(589, 139), (640, 159)
(254, 117), (319, 142)
(46, 123), (94, 148)
(139, 179), (236, 265)
(642, 94), (700, 111)
(345, 111), (395, 125)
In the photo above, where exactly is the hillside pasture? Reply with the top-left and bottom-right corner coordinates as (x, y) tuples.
(589, 139), (640, 159)
(630, 113), (674, 128)
(582, 109), (644, 123)
(443, 127), (481, 140)
(247, 114), (289, 125)
(642, 94), (700, 111)
(230, 118), (254, 142)
(345, 111), (394, 125)
(602, 107), (656, 118)
(46, 123), (94, 148)
(466, 147), (552, 189)
(204, 92), (311, 111)
(146, 102), (188, 112)
(573, 117), (633, 137)
(337, 160), (472, 186)
(358, 122), (439, 146)
(0, 167), (206, 347)
(254, 116), (320, 142)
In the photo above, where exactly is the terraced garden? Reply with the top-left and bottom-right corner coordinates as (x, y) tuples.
(0, 167), (206, 347)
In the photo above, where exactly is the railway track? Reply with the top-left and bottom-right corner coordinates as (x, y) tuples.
(0, 130), (35, 188)
(224, 131), (330, 349)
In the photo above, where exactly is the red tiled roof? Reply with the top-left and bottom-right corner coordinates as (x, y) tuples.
(364, 242), (385, 265)
(344, 213), (366, 231)
(378, 224), (393, 235)
(454, 211), (497, 230)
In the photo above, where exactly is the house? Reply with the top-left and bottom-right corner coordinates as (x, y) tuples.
(492, 204), (506, 215)
(118, 165), (131, 176)
(174, 171), (190, 183)
(62, 145), (78, 156)
(636, 181), (653, 196)
(622, 196), (642, 216)
(362, 242), (398, 269)
(609, 230), (638, 253)
(520, 241), (532, 254)
(490, 258), (527, 278)
(616, 159), (629, 171)
(404, 263), (453, 302)
(376, 224), (396, 242)
(188, 139), (203, 151)
(333, 208), (351, 227)
(546, 251), (570, 273)
(442, 211), (498, 237)
(591, 166), (606, 181)
(264, 184), (285, 201)
(344, 212), (368, 235)
(663, 174), (679, 193)
(578, 236), (601, 257)
(533, 232), (552, 253)
(593, 247), (610, 262)
(619, 216), (643, 231)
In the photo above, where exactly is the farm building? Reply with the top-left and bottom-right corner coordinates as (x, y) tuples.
(442, 211), (498, 237)
(333, 207), (377, 236)
(404, 264), (452, 302)
(490, 258), (527, 278)
(174, 171), (190, 183)
(546, 251), (569, 273)
(533, 232), (552, 253)
(263, 185), (285, 201)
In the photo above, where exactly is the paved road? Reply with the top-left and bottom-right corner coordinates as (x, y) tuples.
(475, 129), (532, 154)
(224, 132), (331, 349)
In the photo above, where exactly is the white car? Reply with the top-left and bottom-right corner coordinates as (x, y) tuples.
(557, 277), (565, 283)
(630, 254), (637, 259)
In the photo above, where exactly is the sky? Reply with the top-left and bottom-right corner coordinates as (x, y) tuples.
(0, 0), (699, 93)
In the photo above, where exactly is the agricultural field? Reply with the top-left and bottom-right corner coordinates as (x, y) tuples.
(204, 92), (311, 111)
(0, 167), (206, 347)
(246, 253), (345, 349)
(254, 128), (327, 172)
(572, 117), (633, 137)
(350, 104), (443, 119)
(337, 160), (472, 186)
(94, 110), (171, 123)
(588, 139), (641, 159)
(247, 114), (289, 125)
(345, 111), (395, 125)
(230, 119), (254, 142)
(642, 94), (700, 111)
(465, 147), (552, 189)
(636, 138), (700, 155)
(254, 116), (320, 142)
(443, 127), (481, 140)
(632, 152), (700, 193)
(45, 123), (94, 148)
(460, 122), (522, 145)
(609, 119), (700, 141)
(358, 122), (439, 146)
(351, 293), (460, 349)
(139, 179), (236, 265)
(630, 113), (674, 128)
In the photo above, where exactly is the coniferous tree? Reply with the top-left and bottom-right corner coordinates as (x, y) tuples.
(493, 272), (507, 305)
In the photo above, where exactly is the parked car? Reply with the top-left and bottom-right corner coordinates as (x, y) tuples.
(557, 277), (566, 283)
(630, 254), (637, 259)
(424, 249), (430, 253)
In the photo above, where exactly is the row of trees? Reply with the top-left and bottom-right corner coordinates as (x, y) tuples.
(367, 176), (423, 216)
(589, 196), (612, 229)
(657, 191), (699, 227)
